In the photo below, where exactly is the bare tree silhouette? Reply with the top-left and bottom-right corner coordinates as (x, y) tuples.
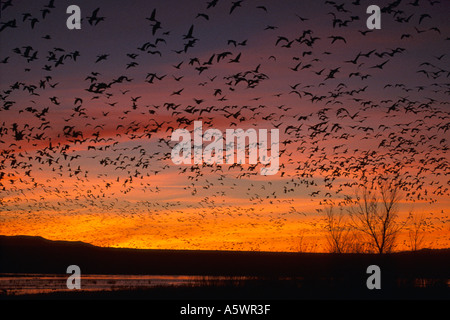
(347, 182), (404, 254)
(324, 206), (352, 253)
(407, 212), (427, 251)
(297, 230), (317, 253)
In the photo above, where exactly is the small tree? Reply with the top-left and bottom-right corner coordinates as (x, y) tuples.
(297, 230), (316, 253)
(407, 212), (426, 251)
(324, 205), (353, 253)
(348, 182), (403, 254)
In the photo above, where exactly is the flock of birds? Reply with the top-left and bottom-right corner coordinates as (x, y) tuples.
(0, 0), (449, 250)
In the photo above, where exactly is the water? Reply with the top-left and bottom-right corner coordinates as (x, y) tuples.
(1, 274), (447, 296)
(0, 273), (244, 296)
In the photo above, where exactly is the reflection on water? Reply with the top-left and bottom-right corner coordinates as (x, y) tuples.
(0, 274), (448, 296)
(0, 274), (253, 296)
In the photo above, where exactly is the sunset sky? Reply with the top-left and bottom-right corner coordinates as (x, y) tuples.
(0, 0), (449, 252)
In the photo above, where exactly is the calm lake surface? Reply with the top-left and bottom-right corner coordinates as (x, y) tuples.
(0, 273), (249, 296)
(1, 273), (447, 296)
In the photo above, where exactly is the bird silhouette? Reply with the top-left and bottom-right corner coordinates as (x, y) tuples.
(230, 1), (243, 14)
(87, 8), (105, 26)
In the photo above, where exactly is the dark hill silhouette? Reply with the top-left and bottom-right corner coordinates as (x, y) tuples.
(1, 235), (449, 280)
(1, 236), (449, 299)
